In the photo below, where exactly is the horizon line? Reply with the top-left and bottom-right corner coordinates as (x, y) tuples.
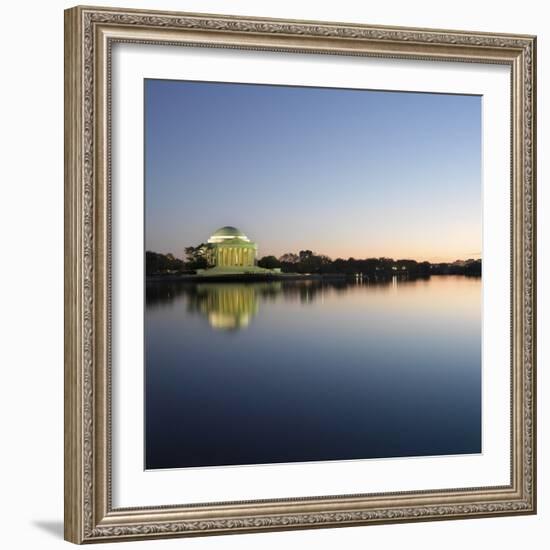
(146, 249), (482, 264)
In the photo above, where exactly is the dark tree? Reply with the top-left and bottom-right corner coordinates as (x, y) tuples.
(299, 250), (314, 262)
(258, 255), (281, 269)
(145, 251), (185, 275)
(279, 252), (299, 264)
(184, 243), (209, 269)
(464, 259), (482, 276)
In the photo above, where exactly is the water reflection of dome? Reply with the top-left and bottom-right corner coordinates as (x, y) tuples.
(198, 284), (259, 330)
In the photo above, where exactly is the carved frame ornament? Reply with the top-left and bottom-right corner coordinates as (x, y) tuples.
(64, 5), (536, 544)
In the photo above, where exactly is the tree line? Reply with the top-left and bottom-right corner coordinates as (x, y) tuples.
(258, 250), (481, 276)
(146, 248), (481, 277)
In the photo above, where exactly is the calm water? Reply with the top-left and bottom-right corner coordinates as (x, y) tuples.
(145, 276), (481, 469)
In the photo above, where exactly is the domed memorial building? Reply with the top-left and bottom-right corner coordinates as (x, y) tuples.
(198, 226), (280, 277)
(205, 226), (257, 268)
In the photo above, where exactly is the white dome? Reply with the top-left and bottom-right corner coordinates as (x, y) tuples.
(208, 226), (251, 244)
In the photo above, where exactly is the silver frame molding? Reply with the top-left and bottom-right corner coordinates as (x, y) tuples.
(64, 5), (537, 544)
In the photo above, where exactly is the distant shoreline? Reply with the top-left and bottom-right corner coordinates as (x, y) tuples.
(146, 272), (336, 283)
(147, 250), (482, 280)
(146, 272), (480, 284)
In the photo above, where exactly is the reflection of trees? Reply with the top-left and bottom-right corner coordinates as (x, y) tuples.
(146, 277), (430, 330)
(146, 282), (187, 308)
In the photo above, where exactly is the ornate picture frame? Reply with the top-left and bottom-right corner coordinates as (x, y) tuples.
(64, 5), (536, 543)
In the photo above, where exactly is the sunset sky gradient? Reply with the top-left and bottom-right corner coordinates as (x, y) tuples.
(145, 79), (481, 262)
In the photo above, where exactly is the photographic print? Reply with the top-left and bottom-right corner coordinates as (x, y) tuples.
(65, 7), (536, 542)
(144, 79), (482, 470)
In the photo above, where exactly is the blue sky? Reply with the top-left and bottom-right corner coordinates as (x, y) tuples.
(145, 79), (481, 262)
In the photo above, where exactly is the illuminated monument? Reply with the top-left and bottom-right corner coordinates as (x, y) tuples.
(205, 226), (257, 268)
(198, 226), (280, 277)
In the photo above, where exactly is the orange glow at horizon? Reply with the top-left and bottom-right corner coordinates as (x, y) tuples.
(261, 238), (481, 264)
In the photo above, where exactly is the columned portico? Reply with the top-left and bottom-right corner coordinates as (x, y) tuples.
(197, 225), (281, 277)
(205, 226), (257, 269)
